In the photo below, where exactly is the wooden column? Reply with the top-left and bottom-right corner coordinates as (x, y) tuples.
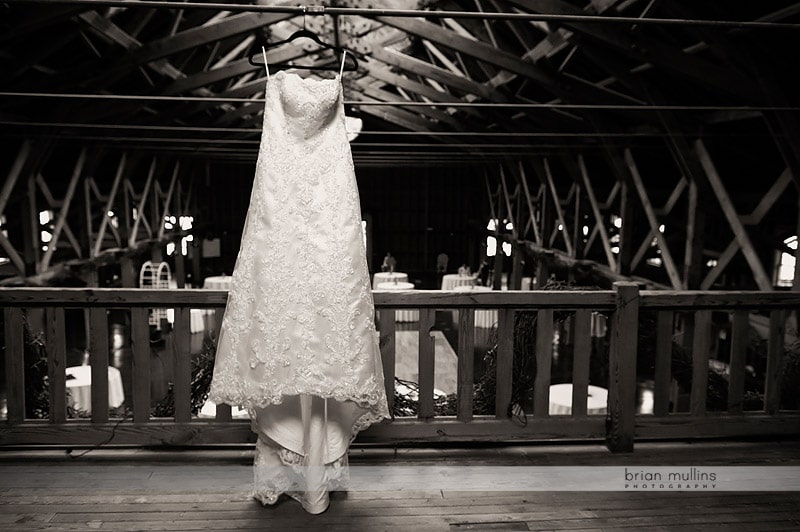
(417, 308), (436, 419)
(457, 308), (475, 422)
(4, 308), (26, 423)
(532, 309), (553, 417)
(764, 310), (786, 415)
(606, 282), (639, 453)
(46, 307), (67, 423)
(683, 178), (706, 289)
(617, 181), (635, 277)
(495, 308), (515, 418)
(379, 309), (396, 415)
(20, 175), (39, 276)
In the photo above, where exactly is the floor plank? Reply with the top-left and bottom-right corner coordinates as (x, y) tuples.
(1, 439), (799, 531)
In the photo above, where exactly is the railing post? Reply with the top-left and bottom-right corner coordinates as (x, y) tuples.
(606, 282), (639, 453)
(3, 307), (25, 424)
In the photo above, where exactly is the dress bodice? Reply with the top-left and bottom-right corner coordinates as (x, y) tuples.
(266, 71), (342, 140)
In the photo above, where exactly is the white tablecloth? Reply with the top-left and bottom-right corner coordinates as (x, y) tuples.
(548, 383), (608, 415)
(442, 273), (477, 290)
(166, 308), (207, 333)
(453, 285), (497, 328)
(373, 271), (408, 288)
(66, 365), (125, 413)
(376, 281), (418, 322)
(203, 275), (233, 290)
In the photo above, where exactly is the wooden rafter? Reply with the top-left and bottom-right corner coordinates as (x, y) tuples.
(376, 15), (637, 107)
(624, 149), (683, 289)
(695, 140), (772, 291)
(701, 168), (793, 290)
(506, 0), (762, 102)
(40, 149), (86, 271)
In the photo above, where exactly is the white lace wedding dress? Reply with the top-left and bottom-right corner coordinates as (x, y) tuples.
(209, 56), (389, 514)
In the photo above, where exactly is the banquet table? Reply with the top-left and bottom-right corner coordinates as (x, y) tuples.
(548, 383), (608, 415)
(441, 273), (477, 290)
(166, 308), (207, 333)
(376, 281), (418, 322)
(203, 275), (233, 290)
(66, 365), (125, 414)
(452, 285), (497, 328)
(372, 271), (408, 288)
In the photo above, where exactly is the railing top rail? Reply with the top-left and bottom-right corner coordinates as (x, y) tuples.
(0, 287), (617, 309)
(0, 288), (229, 307)
(0, 287), (796, 310)
(639, 290), (800, 310)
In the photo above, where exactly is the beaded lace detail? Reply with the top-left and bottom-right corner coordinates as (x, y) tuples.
(209, 71), (389, 423)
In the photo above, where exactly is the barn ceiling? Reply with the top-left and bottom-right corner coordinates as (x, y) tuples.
(1, 0), (799, 169)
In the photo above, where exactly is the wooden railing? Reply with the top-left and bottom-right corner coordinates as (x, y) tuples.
(1, 284), (798, 450)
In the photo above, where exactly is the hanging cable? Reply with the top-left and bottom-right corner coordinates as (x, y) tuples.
(2, 0), (800, 29)
(1, 92), (799, 111)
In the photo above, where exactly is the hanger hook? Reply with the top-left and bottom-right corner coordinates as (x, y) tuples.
(302, 6), (307, 30)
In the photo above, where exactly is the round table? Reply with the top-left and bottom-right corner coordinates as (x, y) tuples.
(66, 365), (125, 414)
(441, 273), (477, 290)
(376, 281), (418, 322)
(548, 383), (608, 416)
(203, 275), (233, 290)
(166, 308), (208, 333)
(373, 271), (408, 288)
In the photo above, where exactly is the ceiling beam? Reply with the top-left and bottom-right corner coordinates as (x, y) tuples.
(59, 11), (292, 90)
(506, 0), (762, 102)
(375, 15), (637, 106)
(369, 46), (507, 102)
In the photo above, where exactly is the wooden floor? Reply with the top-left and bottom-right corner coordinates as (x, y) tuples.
(1, 439), (799, 531)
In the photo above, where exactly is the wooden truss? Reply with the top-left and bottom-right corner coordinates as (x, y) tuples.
(0, 140), (192, 281)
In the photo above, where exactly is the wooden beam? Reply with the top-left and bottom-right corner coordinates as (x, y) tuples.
(499, 165), (518, 239)
(77, 11), (185, 81)
(162, 46), (301, 95)
(73, 12), (293, 90)
(349, 93), (436, 133)
(376, 15), (633, 106)
(35, 174), (82, 258)
(369, 46), (505, 102)
(157, 161), (180, 240)
(540, 158), (573, 256)
(511, 160), (542, 245)
(0, 140), (31, 216)
(128, 159), (157, 247)
(356, 82), (463, 129)
(695, 140), (772, 291)
(507, 0), (761, 102)
(699, 170), (788, 289)
(576, 155), (616, 270)
(740, 168), (793, 225)
(92, 154), (126, 257)
(41, 149), (86, 271)
(624, 149), (683, 289)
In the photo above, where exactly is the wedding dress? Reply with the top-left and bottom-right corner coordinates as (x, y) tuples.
(209, 51), (389, 514)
